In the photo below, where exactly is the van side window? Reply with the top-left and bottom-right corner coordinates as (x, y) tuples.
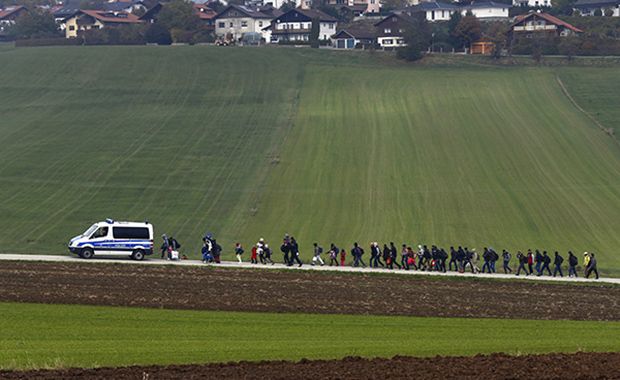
(113, 227), (149, 239)
(90, 227), (108, 239)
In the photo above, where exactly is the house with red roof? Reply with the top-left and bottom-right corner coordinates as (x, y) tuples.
(64, 10), (142, 38)
(509, 11), (583, 38)
(0, 5), (27, 38)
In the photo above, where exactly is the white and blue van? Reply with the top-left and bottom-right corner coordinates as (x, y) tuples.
(68, 219), (154, 260)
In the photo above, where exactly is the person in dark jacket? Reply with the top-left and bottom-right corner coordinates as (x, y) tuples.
(401, 244), (409, 270)
(463, 248), (475, 274)
(351, 242), (366, 268)
(586, 253), (599, 279)
(539, 251), (552, 276)
(389, 242), (401, 269)
(534, 250), (543, 275)
(288, 237), (302, 267)
(568, 251), (578, 278)
(211, 239), (221, 263)
(457, 246), (465, 272)
(160, 234), (170, 259)
(481, 248), (492, 273)
(489, 248), (499, 273)
(448, 247), (458, 271)
(502, 250), (512, 274)
(382, 244), (392, 268)
(280, 239), (291, 265)
(553, 251), (564, 277)
(328, 243), (340, 266)
(439, 248), (448, 272)
(515, 251), (529, 276)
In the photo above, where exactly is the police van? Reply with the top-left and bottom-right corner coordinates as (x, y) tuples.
(68, 219), (154, 260)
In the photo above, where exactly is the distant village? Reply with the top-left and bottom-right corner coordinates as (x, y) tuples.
(1, 0), (619, 56)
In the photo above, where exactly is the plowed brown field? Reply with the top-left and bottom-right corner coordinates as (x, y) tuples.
(1, 353), (619, 379)
(0, 261), (618, 321)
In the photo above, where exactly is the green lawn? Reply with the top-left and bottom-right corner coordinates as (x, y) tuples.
(0, 302), (618, 370)
(0, 46), (619, 275)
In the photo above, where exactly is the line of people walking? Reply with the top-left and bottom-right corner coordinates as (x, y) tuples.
(189, 234), (601, 279)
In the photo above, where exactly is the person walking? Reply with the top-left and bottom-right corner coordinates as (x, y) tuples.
(234, 242), (244, 263)
(457, 246), (465, 273)
(568, 251), (578, 278)
(257, 239), (266, 264)
(481, 248), (492, 273)
(502, 249), (512, 274)
(201, 241), (213, 263)
(328, 243), (340, 266)
(553, 251), (564, 277)
(389, 242), (401, 269)
(407, 246), (418, 270)
(374, 242), (385, 268)
(250, 245), (258, 264)
(401, 244), (409, 270)
(382, 244), (392, 269)
(369, 242), (377, 268)
(540, 251), (552, 276)
(280, 239), (291, 265)
(527, 250), (534, 275)
(311, 242), (325, 266)
(263, 243), (274, 264)
(585, 253), (599, 279)
(439, 248), (447, 273)
(160, 234), (170, 259)
(489, 248), (499, 273)
(212, 239), (222, 263)
(449, 246), (458, 271)
(583, 252), (591, 277)
(515, 251), (529, 276)
(340, 248), (347, 267)
(288, 237), (303, 267)
(534, 250), (543, 275)
(463, 248), (476, 274)
(351, 242), (366, 268)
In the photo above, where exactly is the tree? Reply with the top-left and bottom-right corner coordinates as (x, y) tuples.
(446, 11), (462, 49)
(309, 17), (319, 48)
(551, 0), (577, 16)
(485, 21), (508, 59)
(453, 14), (481, 51)
(145, 23), (172, 45)
(558, 36), (580, 60)
(397, 13), (431, 62)
(604, 8), (614, 16)
(381, 0), (408, 12)
(279, 1), (295, 12)
(156, 0), (200, 32)
(593, 8), (603, 16)
(9, 9), (60, 39)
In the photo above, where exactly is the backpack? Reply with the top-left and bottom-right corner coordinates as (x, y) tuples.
(318, 246), (323, 254)
(569, 255), (577, 266)
(557, 256), (564, 264)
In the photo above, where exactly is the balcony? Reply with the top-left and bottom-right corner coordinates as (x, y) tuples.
(513, 25), (556, 31)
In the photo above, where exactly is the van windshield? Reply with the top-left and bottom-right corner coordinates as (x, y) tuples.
(82, 224), (98, 237)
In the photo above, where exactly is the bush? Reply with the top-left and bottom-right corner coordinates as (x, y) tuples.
(145, 23), (172, 45)
(170, 28), (194, 43)
(191, 29), (215, 44)
(15, 37), (83, 47)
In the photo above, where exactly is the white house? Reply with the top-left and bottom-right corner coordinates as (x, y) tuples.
(267, 8), (337, 43)
(460, 2), (511, 19)
(513, 0), (553, 8)
(573, 0), (620, 15)
(214, 4), (273, 42)
(411, 1), (460, 21)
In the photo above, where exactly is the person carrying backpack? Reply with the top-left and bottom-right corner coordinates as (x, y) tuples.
(481, 247), (492, 273)
(515, 251), (528, 276)
(328, 243), (340, 266)
(553, 251), (564, 277)
(585, 253), (599, 279)
(160, 234), (170, 259)
(568, 251), (578, 278)
(312, 242), (325, 266)
(539, 251), (552, 276)
(201, 240), (213, 263)
(211, 239), (222, 263)
(502, 250), (512, 274)
(390, 242), (401, 269)
(263, 243), (274, 264)
(234, 242), (244, 263)
(288, 237), (303, 267)
(534, 250), (543, 275)
(351, 242), (366, 268)
(280, 240), (291, 265)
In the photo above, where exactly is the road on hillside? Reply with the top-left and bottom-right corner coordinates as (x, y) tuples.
(0, 254), (616, 285)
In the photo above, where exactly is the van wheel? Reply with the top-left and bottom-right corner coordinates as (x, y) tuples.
(81, 248), (94, 259)
(132, 249), (145, 261)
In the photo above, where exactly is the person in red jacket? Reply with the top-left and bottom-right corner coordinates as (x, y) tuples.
(250, 245), (258, 264)
(527, 250), (534, 275)
(340, 249), (347, 267)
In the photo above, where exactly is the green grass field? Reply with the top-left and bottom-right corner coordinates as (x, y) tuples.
(1, 302), (618, 370)
(0, 46), (619, 274)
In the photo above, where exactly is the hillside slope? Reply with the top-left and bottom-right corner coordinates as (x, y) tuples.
(0, 47), (618, 274)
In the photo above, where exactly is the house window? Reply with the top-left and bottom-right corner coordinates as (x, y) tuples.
(218, 22), (225, 28)
(241, 20), (247, 27)
(398, 28), (403, 33)
(384, 39), (393, 45)
(442, 10), (445, 17)
(431, 10), (435, 19)
(69, 25), (75, 31)
(392, 17), (397, 22)
(259, 21), (263, 27)
(229, 22), (233, 27)
(329, 23), (334, 29)
(384, 28), (391, 33)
